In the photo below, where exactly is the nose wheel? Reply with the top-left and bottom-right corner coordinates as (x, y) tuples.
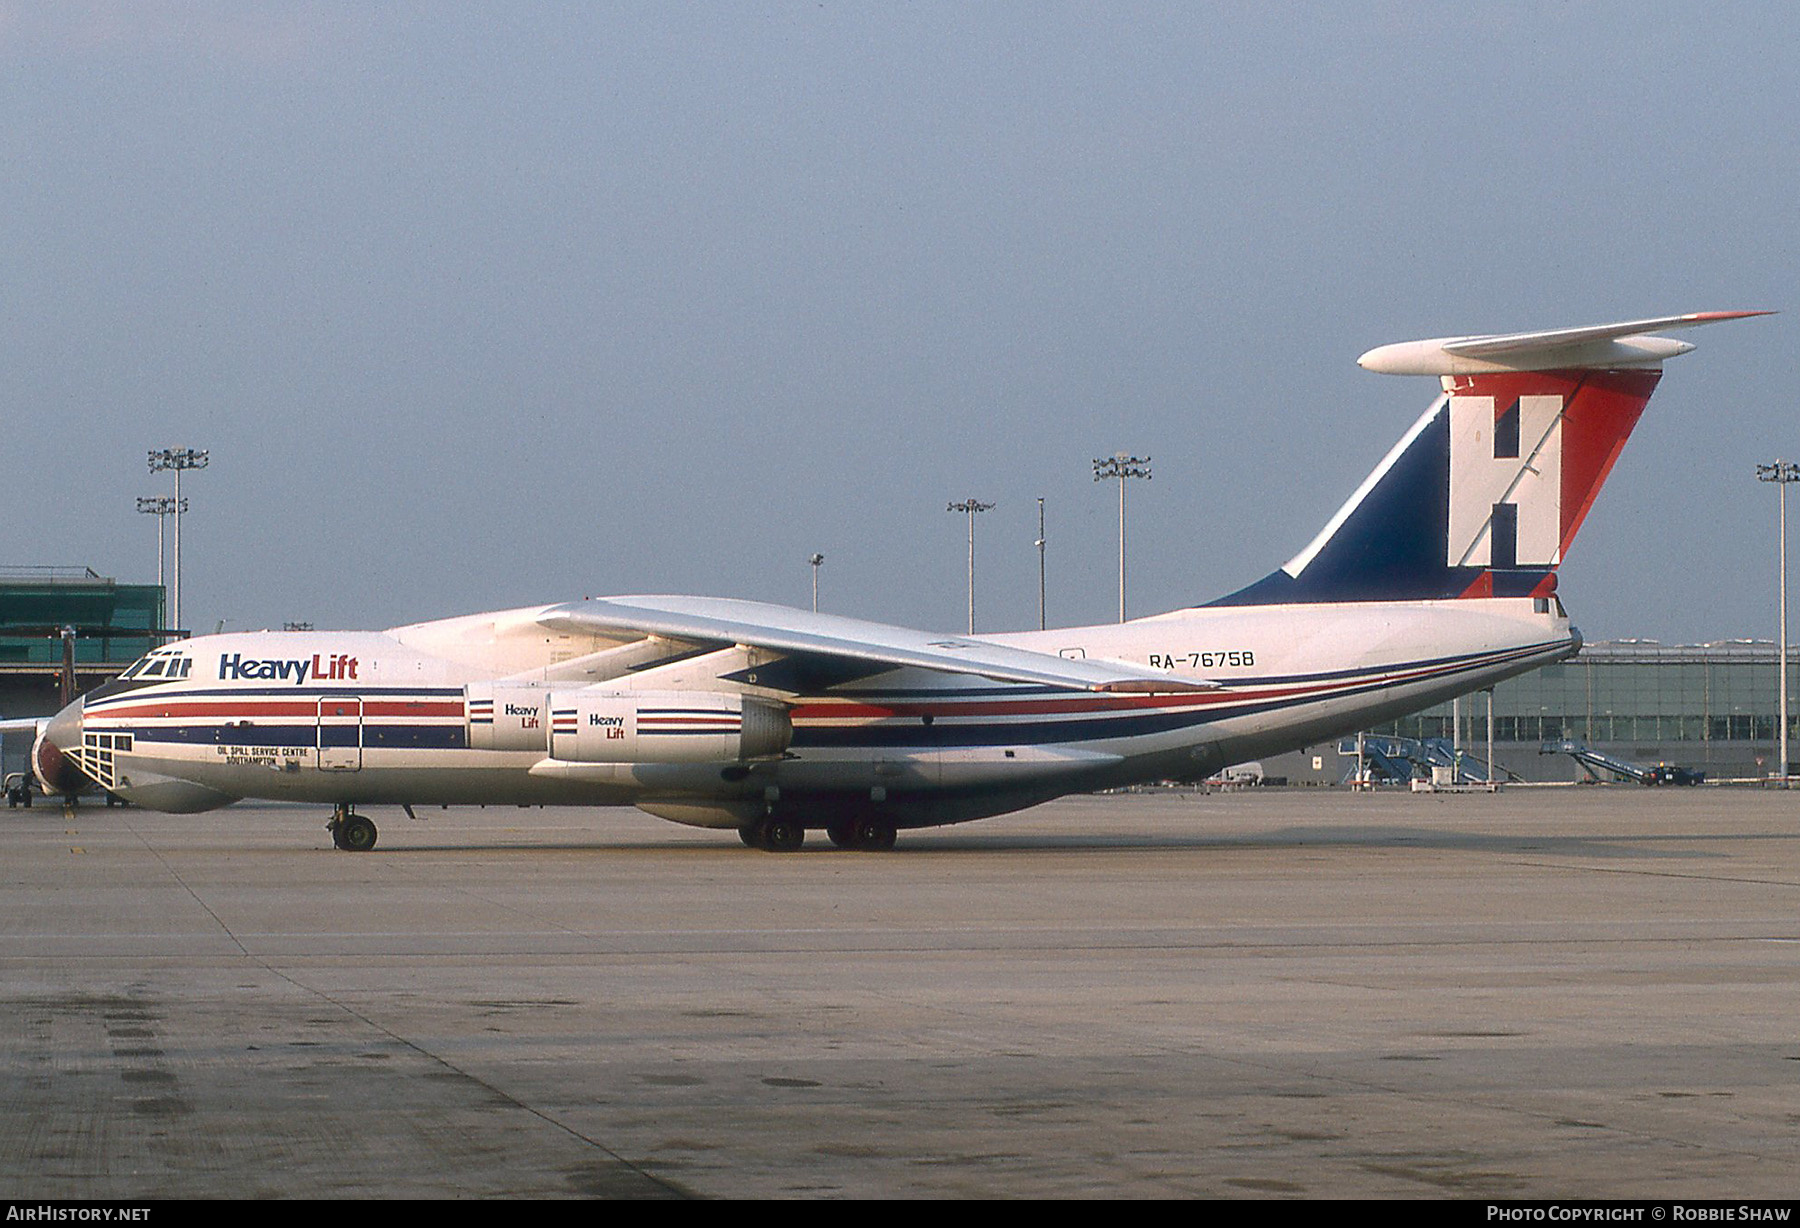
(328, 805), (378, 852)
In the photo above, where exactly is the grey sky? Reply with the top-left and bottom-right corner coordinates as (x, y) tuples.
(2, 2), (1794, 644)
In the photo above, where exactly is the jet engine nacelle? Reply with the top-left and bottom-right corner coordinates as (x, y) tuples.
(547, 689), (792, 764)
(466, 683), (553, 752)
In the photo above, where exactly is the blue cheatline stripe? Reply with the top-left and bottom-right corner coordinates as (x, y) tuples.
(791, 640), (1571, 702)
(89, 685), (466, 704)
(1195, 639), (1567, 687)
(798, 640), (1557, 718)
(116, 725), (468, 750)
(793, 641), (1566, 749)
(84, 688), (469, 719)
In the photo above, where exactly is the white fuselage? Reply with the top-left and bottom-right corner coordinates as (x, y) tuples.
(60, 595), (1573, 828)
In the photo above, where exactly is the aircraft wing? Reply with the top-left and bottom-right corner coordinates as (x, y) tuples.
(538, 596), (1216, 694)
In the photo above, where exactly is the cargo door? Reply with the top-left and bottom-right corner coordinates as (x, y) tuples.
(317, 697), (364, 771)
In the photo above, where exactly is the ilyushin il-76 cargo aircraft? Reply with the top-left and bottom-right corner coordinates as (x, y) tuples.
(19, 311), (1766, 851)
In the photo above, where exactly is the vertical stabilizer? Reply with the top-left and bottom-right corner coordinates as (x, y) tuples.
(1209, 312), (1768, 606)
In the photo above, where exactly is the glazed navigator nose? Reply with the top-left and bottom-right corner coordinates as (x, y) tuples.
(33, 696), (87, 796)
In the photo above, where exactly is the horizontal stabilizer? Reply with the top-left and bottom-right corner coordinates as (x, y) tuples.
(1359, 311), (1772, 376)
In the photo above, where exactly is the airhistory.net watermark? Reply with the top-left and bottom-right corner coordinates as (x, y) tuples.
(5, 1208), (150, 1223)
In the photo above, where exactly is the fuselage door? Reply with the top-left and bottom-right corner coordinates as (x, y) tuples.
(317, 697), (364, 771)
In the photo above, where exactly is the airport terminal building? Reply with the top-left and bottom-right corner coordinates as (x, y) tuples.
(1268, 639), (1800, 785)
(0, 568), (165, 780)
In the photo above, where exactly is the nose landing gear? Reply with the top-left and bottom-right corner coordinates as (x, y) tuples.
(328, 804), (378, 852)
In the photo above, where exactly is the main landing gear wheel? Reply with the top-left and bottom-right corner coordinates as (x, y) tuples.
(756, 816), (805, 852)
(853, 817), (897, 851)
(328, 805), (378, 852)
(825, 818), (897, 850)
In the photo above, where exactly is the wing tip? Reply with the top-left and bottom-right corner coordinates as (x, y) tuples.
(1685, 309), (1777, 322)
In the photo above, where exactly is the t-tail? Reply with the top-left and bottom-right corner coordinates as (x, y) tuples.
(1211, 311), (1772, 606)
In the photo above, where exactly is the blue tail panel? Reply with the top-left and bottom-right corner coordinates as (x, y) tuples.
(1213, 402), (1459, 605)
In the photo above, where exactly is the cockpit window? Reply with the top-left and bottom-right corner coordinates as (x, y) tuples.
(115, 653), (189, 683)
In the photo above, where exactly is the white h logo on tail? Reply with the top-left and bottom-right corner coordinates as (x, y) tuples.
(1447, 394), (1563, 568)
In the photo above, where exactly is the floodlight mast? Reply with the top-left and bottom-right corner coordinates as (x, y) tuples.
(947, 499), (994, 634)
(1036, 497), (1046, 631)
(135, 496), (184, 640)
(147, 448), (208, 636)
(1093, 453), (1151, 622)
(1757, 460), (1800, 783)
(809, 553), (824, 613)
(135, 496), (174, 587)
